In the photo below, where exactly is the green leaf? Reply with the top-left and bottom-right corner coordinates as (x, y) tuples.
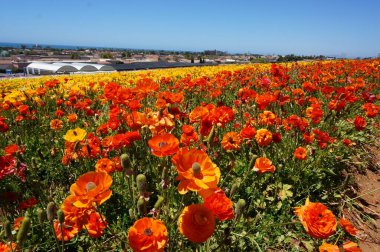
(279, 184), (293, 201)
(301, 240), (314, 252)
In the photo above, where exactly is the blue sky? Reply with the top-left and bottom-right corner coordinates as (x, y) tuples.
(1, 0), (379, 57)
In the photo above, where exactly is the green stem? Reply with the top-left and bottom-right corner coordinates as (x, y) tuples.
(50, 221), (62, 252)
(96, 204), (124, 243)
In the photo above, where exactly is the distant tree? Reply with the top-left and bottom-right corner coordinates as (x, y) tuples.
(191, 56), (194, 63)
(20, 44), (27, 50)
(71, 53), (80, 59)
(121, 52), (127, 58)
(100, 53), (113, 59)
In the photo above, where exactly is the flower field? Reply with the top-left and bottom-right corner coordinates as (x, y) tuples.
(0, 60), (379, 251)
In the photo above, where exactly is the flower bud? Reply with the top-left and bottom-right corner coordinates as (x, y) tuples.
(229, 182), (239, 197)
(17, 216), (31, 246)
(46, 202), (56, 222)
(57, 209), (64, 224)
(248, 154), (258, 170)
(31, 157), (37, 170)
(37, 208), (45, 224)
(136, 174), (147, 194)
(37, 148), (45, 160)
(235, 199), (246, 220)
(16, 135), (22, 146)
(121, 240), (127, 251)
(120, 154), (130, 170)
(4, 220), (12, 241)
(128, 208), (135, 219)
(154, 196), (164, 210)
(137, 198), (146, 216)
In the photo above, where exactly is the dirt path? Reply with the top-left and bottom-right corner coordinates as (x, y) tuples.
(352, 169), (380, 251)
(346, 141), (380, 252)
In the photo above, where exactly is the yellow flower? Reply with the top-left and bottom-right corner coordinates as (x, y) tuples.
(63, 128), (87, 142)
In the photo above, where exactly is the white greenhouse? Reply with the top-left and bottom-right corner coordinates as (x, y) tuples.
(26, 62), (115, 75)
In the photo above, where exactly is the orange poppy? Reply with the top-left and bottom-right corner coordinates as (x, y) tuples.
(178, 204), (215, 243)
(50, 119), (64, 131)
(342, 241), (362, 252)
(343, 139), (354, 147)
(306, 103), (324, 124)
(294, 197), (337, 239)
(0, 242), (16, 252)
(319, 243), (340, 252)
(339, 218), (358, 236)
(258, 111), (276, 126)
(172, 148), (220, 194)
(221, 132), (242, 151)
(362, 103), (380, 118)
(148, 133), (179, 157)
(255, 129), (273, 147)
(203, 189), (234, 221)
(67, 113), (78, 123)
(95, 158), (116, 173)
(128, 217), (168, 252)
(54, 219), (80, 241)
(294, 147), (307, 160)
(84, 212), (107, 238)
(180, 124), (199, 146)
(303, 132), (314, 144)
(253, 157), (276, 174)
(13, 216), (24, 230)
(189, 106), (209, 123)
(61, 195), (92, 226)
(69, 171), (113, 208)
(240, 126), (256, 139)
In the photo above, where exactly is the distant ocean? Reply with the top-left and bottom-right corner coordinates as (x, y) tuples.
(0, 42), (126, 50)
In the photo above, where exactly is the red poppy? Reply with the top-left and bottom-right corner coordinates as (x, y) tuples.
(203, 189), (234, 221)
(18, 197), (38, 210)
(354, 116), (366, 131)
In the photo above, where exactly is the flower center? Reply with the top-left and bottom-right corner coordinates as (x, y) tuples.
(86, 182), (97, 192)
(143, 228), (153, 236)
(158, 141), (167, 148)
(73, 130), (78, 136)
(192, 162), (201, 175)
(194, 212), (208, 225)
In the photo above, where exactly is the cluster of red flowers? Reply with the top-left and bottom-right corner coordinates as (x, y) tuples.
(0, 144), (27, 182)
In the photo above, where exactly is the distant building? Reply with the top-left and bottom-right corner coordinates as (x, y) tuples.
(26, 62), (115, 75)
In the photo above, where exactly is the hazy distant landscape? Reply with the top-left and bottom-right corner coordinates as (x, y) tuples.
(1, 1), (379, 252)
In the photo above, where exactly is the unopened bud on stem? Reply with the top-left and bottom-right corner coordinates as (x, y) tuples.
(46, 202), (56, 222)
(136, 174), (147, 194)
(17, 216), (31, 247)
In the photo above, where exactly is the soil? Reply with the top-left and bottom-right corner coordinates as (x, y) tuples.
(346, 143), (380, 252)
